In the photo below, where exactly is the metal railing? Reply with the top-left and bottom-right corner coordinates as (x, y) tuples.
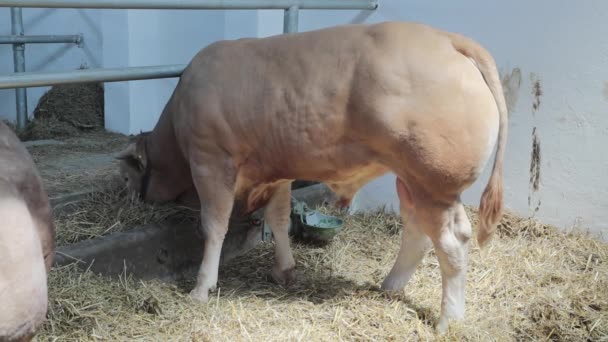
(0, 0), (378, 129)
(0, 34), (83, 45)
(0, 0), (377, 10)
(1, 7), (84, 129)
(0, 65), (186, 89)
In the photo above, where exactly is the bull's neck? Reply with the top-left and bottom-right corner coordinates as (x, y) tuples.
(148, 105), (176, 154)
(146, 105), (192, 198)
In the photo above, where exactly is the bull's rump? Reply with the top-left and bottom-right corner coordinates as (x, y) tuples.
(0, 195), (48, 341)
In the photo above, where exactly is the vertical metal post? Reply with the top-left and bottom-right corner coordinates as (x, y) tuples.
(283, 5), (299, 33)
(11, 7), (28, 130)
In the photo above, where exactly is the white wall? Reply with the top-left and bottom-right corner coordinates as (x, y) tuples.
(102, 9), (284, 134)
(0, 8), (102, 122)
(1, 3), (605, 239)
(289, 1), (608, 239)
(102, 10), (226, 134)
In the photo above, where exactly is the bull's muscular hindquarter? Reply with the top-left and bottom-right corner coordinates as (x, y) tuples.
(117, 21), (508, 334)
(0, 198), (49, 342)
(1, 121), (55, 342)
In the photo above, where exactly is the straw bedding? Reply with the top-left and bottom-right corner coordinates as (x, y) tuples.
(20, 83), (105, 141)
(53, 180), (199, 245)
(25, 130), (130, 197)
(41, 195), (607, 341)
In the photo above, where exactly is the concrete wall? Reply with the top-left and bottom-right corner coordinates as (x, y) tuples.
(102, 10), (225, 133)
(291, 1), (608, 239)
(0, 8), (102, 122)
(1, 3), (605, 239)
(102, 9), (283, 134)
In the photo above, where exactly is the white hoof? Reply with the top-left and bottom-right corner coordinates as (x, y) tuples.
(435, 317), (449, 334)
(189, 286), (211, 304)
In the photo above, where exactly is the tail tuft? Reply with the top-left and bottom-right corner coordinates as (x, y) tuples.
(477, 172), (503, 248)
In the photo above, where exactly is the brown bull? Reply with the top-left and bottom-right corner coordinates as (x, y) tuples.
(0, 121), (55, 341)
(117, 21), (508, 332)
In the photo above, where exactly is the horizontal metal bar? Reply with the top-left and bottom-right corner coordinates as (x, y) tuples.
(0, 34), (82, 44)
(0, 65), (185, 89)
(0, 0), (378, 10)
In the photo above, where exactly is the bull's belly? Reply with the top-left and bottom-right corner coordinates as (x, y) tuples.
(234, 153), (389, 214)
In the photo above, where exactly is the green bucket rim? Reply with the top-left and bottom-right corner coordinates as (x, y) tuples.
(291, 198), (343, 236)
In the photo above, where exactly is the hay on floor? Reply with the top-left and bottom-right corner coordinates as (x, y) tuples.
(54, 180), (199, 245)
(23, 130), (130, 197)
(16, 83), (105, 141)
(41, 195), (607, 341)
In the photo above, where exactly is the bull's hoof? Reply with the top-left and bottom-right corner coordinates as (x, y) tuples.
(189, 286), (211, 304)
(271, 266), (297, 287)
(380, 276), (407, 292)
(435, 317), (449, 335)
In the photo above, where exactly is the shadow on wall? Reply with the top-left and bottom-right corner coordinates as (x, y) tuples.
(500, 67), (522, 114)
(28, 45), (73, 71)
(23, 8), (57, 28)
(349, 10), (375, 24)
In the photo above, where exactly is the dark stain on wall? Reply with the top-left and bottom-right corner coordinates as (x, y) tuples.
(500, 67), (522, 114)
(530, 73), (543, 113)
(528, 127), (541, 212)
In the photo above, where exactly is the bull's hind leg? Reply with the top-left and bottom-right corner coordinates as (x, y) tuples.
(431, 201), (472, 333)
(264, 182), (296, 286)
(189, 158), (236, 303)
(381, 178), (472, 333)
(381, 178), (431, 291)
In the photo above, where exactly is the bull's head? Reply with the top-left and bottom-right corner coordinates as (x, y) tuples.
(116, 132), (177, 202)
(115, 133), (151, 201)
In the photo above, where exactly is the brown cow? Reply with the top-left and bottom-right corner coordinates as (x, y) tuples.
(117, 21), (508, 333)
(0, 121), (55, 341)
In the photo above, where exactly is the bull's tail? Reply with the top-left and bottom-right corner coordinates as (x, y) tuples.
(447, 32), (509, 248)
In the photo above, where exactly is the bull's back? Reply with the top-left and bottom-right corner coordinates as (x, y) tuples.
(180, 23), (397, 169)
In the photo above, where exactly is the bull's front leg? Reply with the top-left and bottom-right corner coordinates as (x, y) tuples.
(189, 160), (235, 303)
(264, 182), (296, 286)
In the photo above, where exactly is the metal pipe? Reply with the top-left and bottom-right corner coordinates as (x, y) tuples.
(0, 64), (185, 89)
(0, 0), (378, 10)
(0, 34), (82, 45)
(283, 5), (299, 33)
(11, 7), (28, 130)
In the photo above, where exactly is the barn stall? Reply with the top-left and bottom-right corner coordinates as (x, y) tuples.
(1, 0), (607, 341)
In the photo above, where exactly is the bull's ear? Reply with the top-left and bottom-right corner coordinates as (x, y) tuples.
(115, 143), (137, 161)
(117, 134), (149, 171)
(134, 138), (148, 170)
(115, 143), (145, 171)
